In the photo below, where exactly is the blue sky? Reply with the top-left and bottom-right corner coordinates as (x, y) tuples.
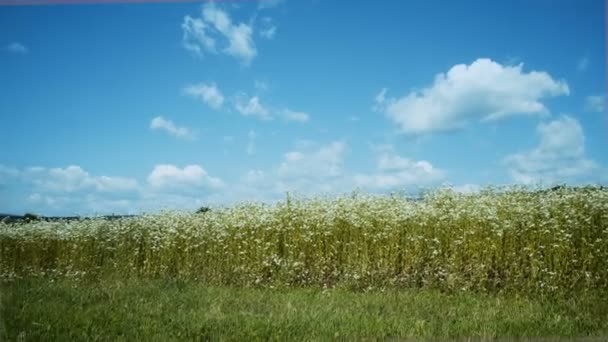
(0, 0), (606, 215)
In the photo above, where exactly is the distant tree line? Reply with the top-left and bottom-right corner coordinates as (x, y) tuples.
(0, 206), (212, 224)
(532, 184), (607, 194)
(2, 186), (607, 224)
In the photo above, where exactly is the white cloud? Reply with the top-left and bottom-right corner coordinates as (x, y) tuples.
(278, 141), (346, 180)
(354, 146), (444, 190)
(82, 196), (132, 214)
(27, 193), (60, 208)
(136, 191), (210, 213)
(5, 42), (28, 54)
(182, 4), (257, 65)
(281, 109), (310, 123)
(181, 15), (216, 56)
(147, 164), (223, 189)
(183, 83), (224, 109)
(260, 25), (277, 40)
(208, 9), (256, 64)
(21, 165), (139, 194)
(266, 141), (353, 197)
(235, 94), (272, 120)
(577, 56), (589, 72)
(233, 91), (307, 123)
(585, 95), (605, 113)
(2, 164), (231, 215)
(205, 172), (280, 205)
(380, 58), (569, 135)
(503, 115), (597, 185)
(25, 166), (45, 173)
(40, 166), (96, 192)
(372, 88), (388, 112)
(150, 116), (195, 140)
(95, 176), (138, 193)
(26, 193), (136, 216)
(19, 164), (222, 214)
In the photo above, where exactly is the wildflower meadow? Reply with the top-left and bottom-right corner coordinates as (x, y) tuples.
(1, 186), (607, 340)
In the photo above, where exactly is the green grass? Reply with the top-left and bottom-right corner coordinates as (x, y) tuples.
(1, 186), (607, 339)
(2, 278), (607, 341)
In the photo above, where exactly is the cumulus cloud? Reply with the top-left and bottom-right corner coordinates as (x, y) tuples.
(205, 171), (279, 205)
(278, 141), (346, 180)
(181, 16), (216, 56)
(182, 4), (257, 65)
(235, 94), (272, 120)
(378, 58), (569, 135)
(260, 26), (277, 39)
(503, 115), (597, 185)
(1, 164), (230, 215)
(150, 116), (195, 140)
(26, 193), (136, 216)
(81, 196), (133, 213)
(19, 165), (139, 194)
(204, 5), (256, 64)
(281, 109), (309, 123)
(372, 88), (388, 112)
(26, 164), (220, 214)
(266, 141), (351, 196)
(137, 191), (211, 213)
(5, 42), (27, 54)
(233, 94), (308, 123)
(55, 167), (137, 193)
(95, 176), (139, 193)
(354, 146), (444, 190)
(585, 95), (605, 113)
(147, 164), (223, 189)
(36, 166), (96, 192)
(183, 83), (224, 109)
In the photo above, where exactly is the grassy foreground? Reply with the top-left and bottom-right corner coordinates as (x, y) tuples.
(1, 186), (607, 339)
(2, 278), (607, 341)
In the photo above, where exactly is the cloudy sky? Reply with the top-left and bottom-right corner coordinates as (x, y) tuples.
(0, 0), (606, 215)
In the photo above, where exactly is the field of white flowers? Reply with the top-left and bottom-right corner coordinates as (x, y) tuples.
(2, 186), (607, 296)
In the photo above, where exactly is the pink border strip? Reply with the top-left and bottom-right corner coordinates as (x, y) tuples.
(0, 0), (253, 5)
(604, 0), (608, 143)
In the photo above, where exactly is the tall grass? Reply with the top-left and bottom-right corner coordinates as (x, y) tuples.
(1, 186), (607, 297)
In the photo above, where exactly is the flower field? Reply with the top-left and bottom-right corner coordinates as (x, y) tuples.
(2, 186), (607, 297)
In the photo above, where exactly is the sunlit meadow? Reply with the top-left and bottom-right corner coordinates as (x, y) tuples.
(2, 186), (607, 297)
